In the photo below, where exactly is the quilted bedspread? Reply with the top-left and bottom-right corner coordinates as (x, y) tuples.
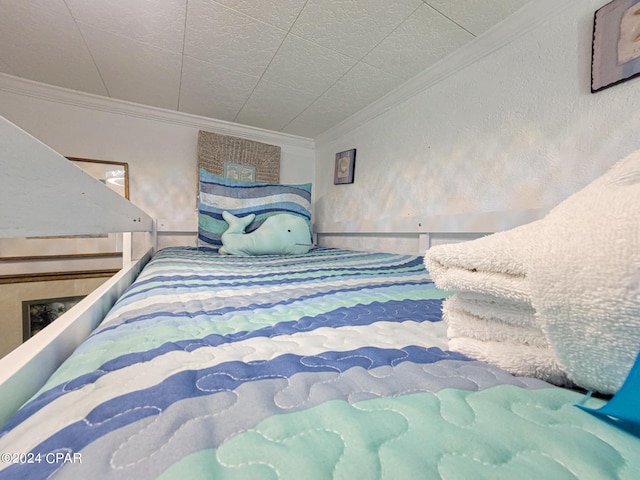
(0, 247), (638, 479)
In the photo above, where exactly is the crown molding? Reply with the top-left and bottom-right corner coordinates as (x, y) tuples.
(315, 0), (580, 145)
(0, 73), (315, 150)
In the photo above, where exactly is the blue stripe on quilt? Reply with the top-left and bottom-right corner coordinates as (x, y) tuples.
(94, 282), (435, 334)
(0, 346), (470, 456)
(85, 298), (444, 376)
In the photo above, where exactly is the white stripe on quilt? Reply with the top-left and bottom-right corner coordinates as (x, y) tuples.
(107, 274), (430, 318)
(0, 320), (448, 459)
(199, 191), (312, 212)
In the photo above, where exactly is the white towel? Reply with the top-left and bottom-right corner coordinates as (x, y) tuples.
(530, 150), (640, 394)
(442, 294), (568, 384)
(444, 295), (546, 348)
(424, 220), (541, 302)
(448, 336), (569, 387)
(425, 150), (640, 394)
(449, 292), (537, 328)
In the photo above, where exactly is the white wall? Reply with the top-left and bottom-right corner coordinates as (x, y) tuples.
(314, 0), (640, 254)
(0, 75), (316, 250)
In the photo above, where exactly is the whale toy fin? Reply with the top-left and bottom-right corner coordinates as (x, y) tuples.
(222, 211), (255, 234)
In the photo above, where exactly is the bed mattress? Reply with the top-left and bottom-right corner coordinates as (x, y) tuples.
(0, 247), (638, 479)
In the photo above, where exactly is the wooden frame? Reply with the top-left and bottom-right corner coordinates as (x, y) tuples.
(592, 0), (640, 92)
(334, 149), (356, 185)
(66, 157), (129, 199)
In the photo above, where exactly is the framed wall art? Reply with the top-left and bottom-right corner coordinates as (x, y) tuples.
(22, 295), (85, 340)
(592, 0), (640, 92)
(334, 149), (356, 185)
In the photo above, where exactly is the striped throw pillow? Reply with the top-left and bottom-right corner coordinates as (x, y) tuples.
(198, 168), (312, 249)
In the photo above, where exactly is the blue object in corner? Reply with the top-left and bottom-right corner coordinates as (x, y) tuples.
(577, 349), (640, 436)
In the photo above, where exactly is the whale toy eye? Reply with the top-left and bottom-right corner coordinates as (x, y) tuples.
(287, 229), (291, 232)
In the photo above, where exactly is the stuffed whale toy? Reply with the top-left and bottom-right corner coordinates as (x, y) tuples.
(219, 211), (312, 256)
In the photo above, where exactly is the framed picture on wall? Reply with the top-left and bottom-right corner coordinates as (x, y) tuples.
(591, 0), (640, 92)
(334, 149), (356, 185)
(22, 295), (85, 340)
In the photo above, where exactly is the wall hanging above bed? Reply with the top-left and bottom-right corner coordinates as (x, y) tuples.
(197, 130), (281, 183)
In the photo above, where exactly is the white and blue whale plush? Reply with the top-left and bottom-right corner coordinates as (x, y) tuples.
(219, 211), (312, 256)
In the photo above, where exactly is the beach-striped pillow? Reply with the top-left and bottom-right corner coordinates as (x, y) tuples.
(198, 168), (312, 249)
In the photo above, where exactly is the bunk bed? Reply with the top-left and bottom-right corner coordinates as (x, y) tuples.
(1, 116), (639, 479)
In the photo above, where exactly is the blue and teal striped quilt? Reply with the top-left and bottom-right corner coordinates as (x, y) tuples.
(0, 247), (638, 479)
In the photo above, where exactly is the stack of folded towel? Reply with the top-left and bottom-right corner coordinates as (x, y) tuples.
(425, 220), (570, 386)
(425, 149), (640, 394)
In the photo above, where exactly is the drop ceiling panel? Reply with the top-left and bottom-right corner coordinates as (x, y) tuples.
(235, 80), (318, 131)
(0, 58), (16, 76)
(290, 0), (423, 59)
(362, 3), (475, 80)
(64, 0), (187, 53)
(178, 55), (260, 121)
(426, 0), (530, 36)
(282, 62), (403, 137)
(213, 0), (308, 30)
(79, 26), (182, 110)
(0, 0), (107, 96)
(184, 0), (287, 77)
(0, 0), (532, 138)
(262, 35), (357, 96)
(320, 62), (406, 113)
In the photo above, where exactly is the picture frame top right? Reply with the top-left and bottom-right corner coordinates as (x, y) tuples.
(591, 0), (640, 92)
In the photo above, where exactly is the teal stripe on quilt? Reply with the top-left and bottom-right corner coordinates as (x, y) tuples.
(155, 386), (640, 480)
(44, 285), (447, 388)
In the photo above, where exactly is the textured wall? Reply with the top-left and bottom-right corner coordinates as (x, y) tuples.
(314, 0), (640, 253)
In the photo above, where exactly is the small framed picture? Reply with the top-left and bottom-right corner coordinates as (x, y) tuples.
(591, 0), (640, 92)
(22, 296), (85, 341)
(334, 149), (356, 185)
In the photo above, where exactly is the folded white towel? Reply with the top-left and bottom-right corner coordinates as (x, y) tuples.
(444, 295), (547, 348)
(530, 150), (640, 394)
(424, 220), (541, 302)
(450, 292), (537, 328)
(448, 337), (569, 386)
(425, 149), (640, 394)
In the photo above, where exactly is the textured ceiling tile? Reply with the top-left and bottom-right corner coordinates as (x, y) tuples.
(282, 103), (345, 138)
(213, 0), (308, 30)
(178, 55), (260, 121)
(362, 3), (474, 80)
(281, 110), (337, 138)
(262, 34), (356, 96)
(0, 0), (107, 95)
(79, 26), (182, 110)
(235, 80), (317, 132)
(65, 0), (186, 53)
(0, 57), (17, 76)
(291, 0), (422, 59)
(425, 0), (530, 36)
(281, 61), (403, 137)
(184, 0), (287, 77)
(315, 63), (405, 116)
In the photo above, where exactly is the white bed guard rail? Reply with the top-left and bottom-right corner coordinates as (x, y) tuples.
(314, 208), (548, 254)
(0, 248), (152, 427)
